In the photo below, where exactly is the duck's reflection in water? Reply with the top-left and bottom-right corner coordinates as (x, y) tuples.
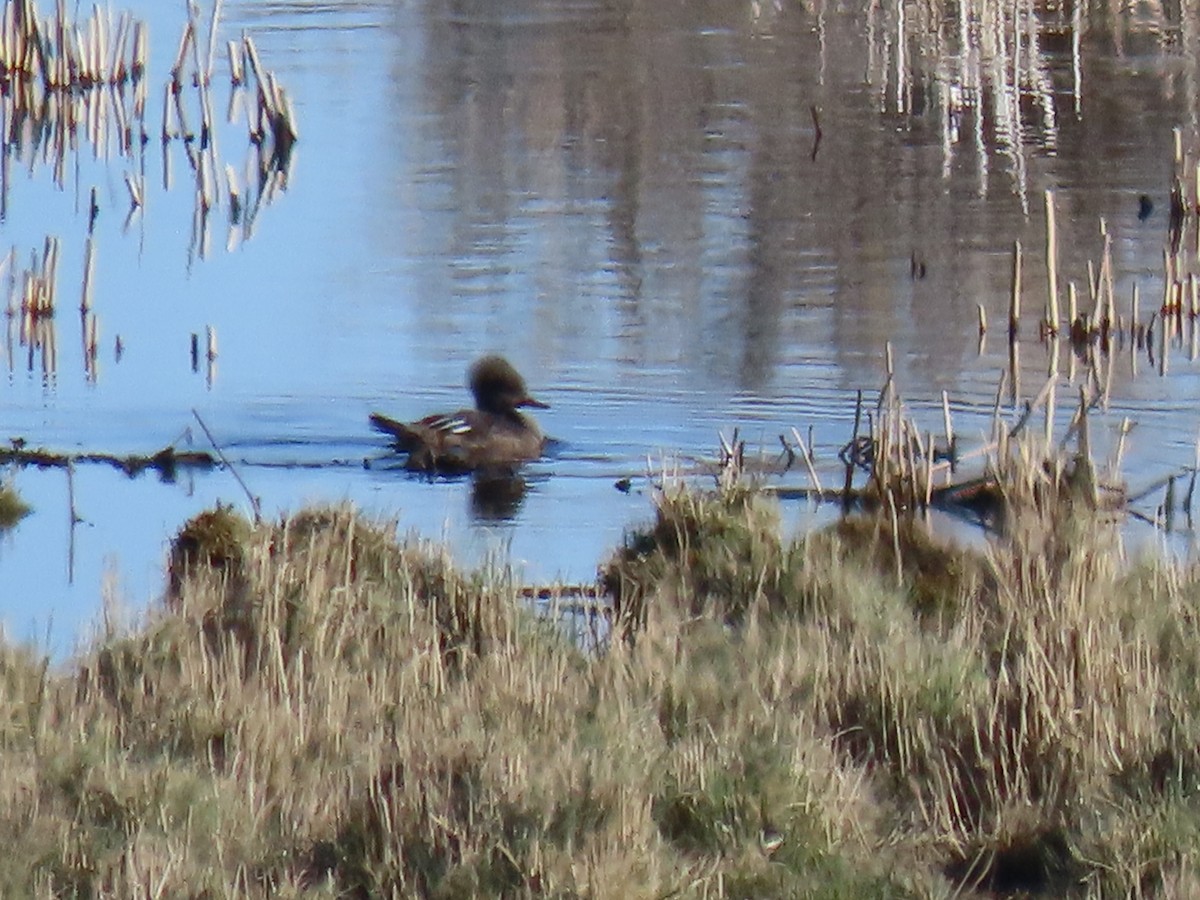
(470, 472), (528, 521)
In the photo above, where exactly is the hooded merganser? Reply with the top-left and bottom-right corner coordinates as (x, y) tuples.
(370, 355), (549, 474)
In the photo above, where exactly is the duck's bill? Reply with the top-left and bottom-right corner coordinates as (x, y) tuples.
(519, 396), (550, 409)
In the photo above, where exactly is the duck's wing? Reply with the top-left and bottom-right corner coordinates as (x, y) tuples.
(369, 410), (476, 453)
(369, 412), (420, 448)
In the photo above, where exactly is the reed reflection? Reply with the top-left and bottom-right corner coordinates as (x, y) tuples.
(401, 0), (1199, 392)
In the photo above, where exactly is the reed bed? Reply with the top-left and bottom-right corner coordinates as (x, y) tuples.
(0, 0), (296, 379)
(2, 238), (60, 376)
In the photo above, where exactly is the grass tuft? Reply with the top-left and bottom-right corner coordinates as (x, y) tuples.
(0, 480), (30, 531)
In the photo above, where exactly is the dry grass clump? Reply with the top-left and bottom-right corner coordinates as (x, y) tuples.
(0, 502), (938, 897)
(0, 478), (30, 530)
(7, 473), (1200, 895)
(603, 456), (1200, 897)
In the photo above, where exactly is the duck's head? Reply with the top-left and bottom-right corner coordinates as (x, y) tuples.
(469, 355), (549, 414)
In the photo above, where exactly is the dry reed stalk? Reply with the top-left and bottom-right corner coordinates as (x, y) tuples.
(1194, 159), (1200, 216)
(941, 390), (953, 451)
(169, 19), (193, 90)
(204, 0), (223, 82)
(1103, 240), (1116, 329)
(84, 310), (97, 369)
(79, 235), (94, 313)
(976, 302), (987, 335)
(1009, 240), (1021, 341)
(131, 19), (146, 79)
(227, 38), (242, 85)
(123, 171), (142, 209)
(1045, 339), (1058, 448)
(1086, 259), (1098, 318)
(923, 430), (935, 504)
(789, 427), (823, 495)
(110, 11), (129, 83)
(1130, 283), (1139, 337)
(884, 341), (895, 403)
(186, 1), (217, 149)
(990, 370), (1005, 442)
(160, 80), (174, 141)
(225, 162), (240, 218)
(886, 489), (903, 582)
(1113, 416), (1131, 473)
(1162, 247), (1174, 313)
(1091, 223), (1110, 326)
(42, 234), (57, 304)
(196, 150), (213, 211)
(905, 424), (921, 508)
(1044, 189), (1059, 332)
(1159, 304), (1170, 376)
(172, 85), (195, 146)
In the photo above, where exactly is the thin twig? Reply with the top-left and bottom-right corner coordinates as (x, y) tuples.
(192, 408), (261, 521)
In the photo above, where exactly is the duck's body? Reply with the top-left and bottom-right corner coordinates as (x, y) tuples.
(370, 356), (548, 474)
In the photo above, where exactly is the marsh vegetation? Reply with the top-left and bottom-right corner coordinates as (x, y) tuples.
(4, 438), (1200, 897)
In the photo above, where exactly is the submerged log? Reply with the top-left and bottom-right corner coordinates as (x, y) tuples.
(0, 442), (215, 480)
